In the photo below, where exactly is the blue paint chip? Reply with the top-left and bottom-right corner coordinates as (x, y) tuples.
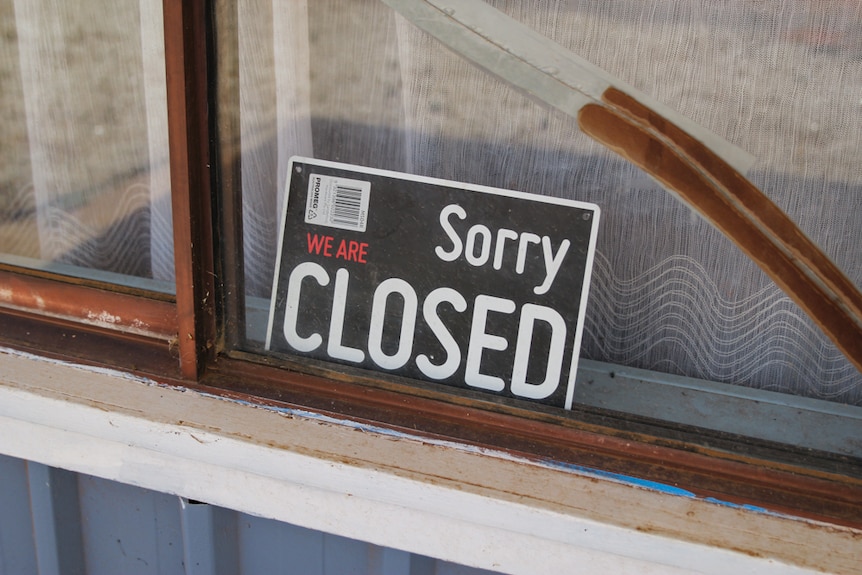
(702, 497), (772, 514)
(541, 460), (697, 498)
(201, 389), (792, 519)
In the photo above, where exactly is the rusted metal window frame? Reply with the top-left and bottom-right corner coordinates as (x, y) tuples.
(0, 0), (859, 531)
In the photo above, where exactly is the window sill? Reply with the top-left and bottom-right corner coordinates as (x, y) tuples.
(0, 347), (858, 574)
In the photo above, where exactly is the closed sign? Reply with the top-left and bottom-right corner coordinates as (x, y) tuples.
(266, 157), (600, 409)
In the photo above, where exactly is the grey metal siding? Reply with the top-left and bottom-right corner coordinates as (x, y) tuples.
(0, 454), (499, 575)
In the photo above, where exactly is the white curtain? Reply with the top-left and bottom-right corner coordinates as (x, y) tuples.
(234, 0), (862, 405)
(3, 0), (173, 283)
(238, 0), (314, 296)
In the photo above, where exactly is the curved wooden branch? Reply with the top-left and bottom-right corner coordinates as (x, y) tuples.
(579, 92), (862, 371)
(384, 0), (862, 374)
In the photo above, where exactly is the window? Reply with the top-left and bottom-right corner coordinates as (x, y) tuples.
(0, 0), (173, 291)
(0, 0), (179, 375)
(1, 0), (860, 533)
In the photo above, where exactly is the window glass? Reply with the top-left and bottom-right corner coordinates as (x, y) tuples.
(0, 0), (173, 293)
(216, 0), (861, 410)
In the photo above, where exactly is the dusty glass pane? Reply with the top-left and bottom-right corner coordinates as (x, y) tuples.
(216, 0), (862, 408)
(0, 0), (173, 293)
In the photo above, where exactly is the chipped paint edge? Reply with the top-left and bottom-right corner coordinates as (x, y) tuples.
(0, 346), (804, 520)
(0, 346), (858, 574)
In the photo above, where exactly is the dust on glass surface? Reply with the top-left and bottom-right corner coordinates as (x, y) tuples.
(0, 0), (172, 291)
(227, 0), (862, 404)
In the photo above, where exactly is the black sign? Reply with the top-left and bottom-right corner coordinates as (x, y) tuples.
(266, 158), (600, 409)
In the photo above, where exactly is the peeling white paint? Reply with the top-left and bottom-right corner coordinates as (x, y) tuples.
(0, 347), (857, 574)
(86, 310), (123, 324)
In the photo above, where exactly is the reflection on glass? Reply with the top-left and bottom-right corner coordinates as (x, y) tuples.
(219, 0), (862, 406)
(0, 0), (173, 293)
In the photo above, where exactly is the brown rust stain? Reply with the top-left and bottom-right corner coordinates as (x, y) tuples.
(577, 93), (862, 374)
(601, 87), (862, 320)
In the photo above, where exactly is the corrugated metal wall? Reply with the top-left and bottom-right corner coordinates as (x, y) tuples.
(0, 454), (499, 575)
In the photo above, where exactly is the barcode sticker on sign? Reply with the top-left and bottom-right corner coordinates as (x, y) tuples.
(304, 174), (370, 232)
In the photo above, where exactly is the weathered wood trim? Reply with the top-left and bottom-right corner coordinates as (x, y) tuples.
(206, 354), (862, 530)
(0, 269), (176, 340)
(163, 0), (216, 379)
(1, 348), (859, 574)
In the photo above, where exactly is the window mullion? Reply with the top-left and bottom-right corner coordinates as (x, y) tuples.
(163, 0), (215, 380)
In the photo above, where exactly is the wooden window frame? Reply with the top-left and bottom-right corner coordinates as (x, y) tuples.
(0, 0), (859, 535)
